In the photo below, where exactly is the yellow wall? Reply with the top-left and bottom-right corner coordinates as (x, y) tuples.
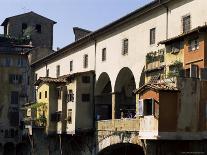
(36, 84), (49, 125)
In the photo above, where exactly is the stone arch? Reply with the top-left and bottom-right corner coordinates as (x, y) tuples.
(0, 143), (3, 154)
(114, 67), (136, 119)
(98, 143), (144, 155)
(4, 142), (15, 155)
(95, 72), (112, 120)
(16, 142), (30, 155)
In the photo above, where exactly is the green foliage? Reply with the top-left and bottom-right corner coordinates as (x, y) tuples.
(146, 49), (165, 63)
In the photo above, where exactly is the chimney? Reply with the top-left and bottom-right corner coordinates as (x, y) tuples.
(73, 27), (92, 41)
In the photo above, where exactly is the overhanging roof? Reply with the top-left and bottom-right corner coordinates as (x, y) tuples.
(134, 83), (178, 94)
(159, 25), (207, 45)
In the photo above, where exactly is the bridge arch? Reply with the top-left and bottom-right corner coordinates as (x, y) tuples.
(98, 143), (144, 155)
(114, 67), (136, 119)
(3, 142), (15, 155)
(95, 72), (112, 120)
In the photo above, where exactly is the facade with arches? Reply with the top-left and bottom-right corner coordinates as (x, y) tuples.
(30, 0), (207, 154)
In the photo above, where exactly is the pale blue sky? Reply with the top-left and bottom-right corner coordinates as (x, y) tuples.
(0, 0), (152, 49)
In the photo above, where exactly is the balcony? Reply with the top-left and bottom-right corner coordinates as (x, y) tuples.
(97, 119), (139, 132)
(146, 61), (165, 71)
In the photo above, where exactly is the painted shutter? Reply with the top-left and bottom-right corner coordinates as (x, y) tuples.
(138, 99), (144, 116)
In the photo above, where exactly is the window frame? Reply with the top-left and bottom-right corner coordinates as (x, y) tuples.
(182, 14), (191, 33)
(56, 65), (60, 77)
(102, 48), (106, 61)
(83, 54), (88, 68)
(39, 92), (42, 99)
(70, 60), (73, 72)
(35, 24), (42, 33)
(122, 38), (129, 55)
(150, 28), (156, 45)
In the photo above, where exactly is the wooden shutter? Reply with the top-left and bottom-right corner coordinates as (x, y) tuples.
(138, 99), (144, 116)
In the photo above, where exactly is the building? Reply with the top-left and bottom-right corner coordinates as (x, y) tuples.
(0, 35), (32, 155)
(159, 25), (207, 79)
(0, 12), (56, 155)
(29, 0), (207, 154)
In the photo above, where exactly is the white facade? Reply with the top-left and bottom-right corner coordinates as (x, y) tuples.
(34, 0), (207, 92)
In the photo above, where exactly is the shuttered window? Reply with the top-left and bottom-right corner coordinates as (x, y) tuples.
(122, 39), (128, 55)
(182, 15), (191, 33)
(83, 54), (88, 68)
(150, 28), (156, 45)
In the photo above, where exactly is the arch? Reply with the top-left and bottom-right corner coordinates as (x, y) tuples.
(114, 67), (136, 119)
(98, 143), (144, 155)
(0, 143), (3, 154)
(16, 142), (30, 155)
(95, 72), (112, 120)
(4, 142), (15, 155)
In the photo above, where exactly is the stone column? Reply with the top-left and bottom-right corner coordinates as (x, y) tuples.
(112, 93), (116, 120)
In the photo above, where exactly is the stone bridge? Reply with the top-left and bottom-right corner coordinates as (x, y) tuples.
(95, 119), (145, 155)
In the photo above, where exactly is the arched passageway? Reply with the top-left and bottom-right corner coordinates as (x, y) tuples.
(16, 142), (30, 155)
(95, 72), (112, 120)
(4, 142), (15, 155)
(114, 67), (136, 119)
(98, 143), (144, 155)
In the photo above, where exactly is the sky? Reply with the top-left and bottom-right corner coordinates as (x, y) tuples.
(0, 0), (153, 49)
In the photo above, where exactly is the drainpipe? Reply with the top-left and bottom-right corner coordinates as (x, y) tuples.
(92, 36), (97, 154)
(162, 4), (169, 40)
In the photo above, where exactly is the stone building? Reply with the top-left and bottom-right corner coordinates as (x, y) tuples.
(0, 36), (32, 155)
(28, 0), (207, 154)
(0, 12), (56, 155)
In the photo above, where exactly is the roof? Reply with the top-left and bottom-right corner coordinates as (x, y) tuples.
(34, 76), (68, 86)
(34, 70), (94, 86)
(31, 0), (172, 68)
(1, 11), (56, 26)
(159, 25), (207, 45)
(134, 83), (178, 94)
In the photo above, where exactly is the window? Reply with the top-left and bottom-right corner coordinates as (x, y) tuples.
(150, 28), (156, 45)
(182, 15), (191, 33)
(11, 91), (19, 105)
(82, 76), (90, 83)
(22, 23), (27, 34)
(122, 39), (128, 55)
(56, 65), (60, 77)
(9, 74), (22, 84)
(46, 69), (49, 77)
(17, 57), (24, 67)
(45, 91), (47, 98)
(35, 24), (41, 33)
(67, 90), (74, 102)
(57, 88), (61, 99)
(67, 109), (72, 124)
(102, 48), (106, 61)
(39, 92), (42, 99)
(83, 54), (88, 68)
(70, 61), (73, 72)
(138, 99), (155, 116)
(82, 94), (90, 102)
(189, 38), (199, 51)
(144, 99), (154, 116)
(35, 74), (38, 82)
(5, 57), (11, 67)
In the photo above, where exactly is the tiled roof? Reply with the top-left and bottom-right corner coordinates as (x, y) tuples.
(34, 70), (94, 86)
(34, 76), (68, 86)
(159, 25), (207, 45)
(135, 83), (178, 94)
